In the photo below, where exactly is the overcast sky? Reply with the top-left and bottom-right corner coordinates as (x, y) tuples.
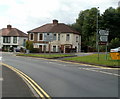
(0, 0), (119, 33)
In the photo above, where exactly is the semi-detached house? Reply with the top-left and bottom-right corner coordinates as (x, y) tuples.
(28, 20), (81, 53)
(0, 25), (28, 51)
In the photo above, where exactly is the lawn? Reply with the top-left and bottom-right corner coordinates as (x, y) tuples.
(17, 53), (74, 58)
(64, 54), (120, 67)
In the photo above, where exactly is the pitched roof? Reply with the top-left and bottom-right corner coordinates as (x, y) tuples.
(0, 25), (27, 37)
(28, 20), (80, 34)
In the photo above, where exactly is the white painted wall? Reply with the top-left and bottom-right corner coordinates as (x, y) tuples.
(0, 36), (28, 49)
(32, 33), (81, 52)
(18, 37), (28, 47)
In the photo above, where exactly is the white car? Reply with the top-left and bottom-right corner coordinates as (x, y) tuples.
(110, 47), (120, 52)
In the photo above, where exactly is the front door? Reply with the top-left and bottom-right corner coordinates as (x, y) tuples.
(39, 45), (42, 52)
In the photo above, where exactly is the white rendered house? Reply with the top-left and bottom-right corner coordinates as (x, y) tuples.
(0, 25), (28, 51)
(28, 20), (81, 53)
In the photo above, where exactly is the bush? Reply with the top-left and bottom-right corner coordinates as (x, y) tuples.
(108, 38), (120, 50)
(30, 48), (40, 53)
(26, 41), (34, 52)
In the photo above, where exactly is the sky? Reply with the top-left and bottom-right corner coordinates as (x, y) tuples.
(0, 0), (119, 33)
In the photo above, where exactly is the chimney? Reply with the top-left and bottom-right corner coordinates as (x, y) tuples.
(7, 25), (12, 30)
(53, 19), (58, 25)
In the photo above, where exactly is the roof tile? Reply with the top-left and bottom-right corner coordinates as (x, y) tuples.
(0, 25), (27, 37)
(28, 20), (80, 34)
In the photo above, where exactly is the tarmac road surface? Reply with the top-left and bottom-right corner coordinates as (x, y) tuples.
(1, 52), (119, 99)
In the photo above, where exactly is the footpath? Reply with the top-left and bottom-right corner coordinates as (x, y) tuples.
(2, 65), (37, 99)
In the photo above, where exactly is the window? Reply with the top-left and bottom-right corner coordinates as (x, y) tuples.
(66, 34), (70, 41)
(23, 39), (26, 47)
(3, 37), (11, 43)
(58, 34), (60, 41)
(13, 37), (17, 43)
(53, 34), (56, 40)
(39, 34), (43, 40)
(53, 46), (56, 52)
(30, 33), (34, 40)
(76, 36), (78, 42)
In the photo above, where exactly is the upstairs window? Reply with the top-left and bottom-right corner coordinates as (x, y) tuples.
(13, 36), (17, 43)
(66, 34), (70, 41)
(30, 33), (34, 40)
(58, 34), (60, 41)
(76, 36), (78, 42)
(39, 33), (43, 40)
(53, 34), (56, 40)
(3, 37), (11, 43)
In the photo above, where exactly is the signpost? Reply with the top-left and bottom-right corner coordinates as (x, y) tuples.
(98, 29), (109, 60)
(96, 7), (109, 60)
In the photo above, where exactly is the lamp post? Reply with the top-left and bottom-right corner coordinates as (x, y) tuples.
(96, 7), (99, 60)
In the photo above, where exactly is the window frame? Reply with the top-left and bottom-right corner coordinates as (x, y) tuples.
(13, 36), (17, 43)
(58, 34), (60, 41)
(66, 34), (70, 41)
(53, 33), (57, 41)
(3, 36), (11, 43)
(76, 36), (79, 42)
(29, 33), (34, 41)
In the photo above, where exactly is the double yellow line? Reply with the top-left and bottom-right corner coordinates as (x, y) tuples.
(1, 63), (51, 99)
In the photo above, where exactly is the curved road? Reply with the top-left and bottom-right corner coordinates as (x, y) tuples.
(2, 53), (119, 98)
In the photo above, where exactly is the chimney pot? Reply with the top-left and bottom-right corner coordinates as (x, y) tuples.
(53, 20), (58, 25)
(7, 25), (12, 29)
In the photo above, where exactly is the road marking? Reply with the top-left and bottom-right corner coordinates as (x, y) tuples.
(78, 67), (120, 77)
(15, 55), (120, 75)
(37, 58), (120, 76)
(0, 78), (3, 81)
(0, 57), (2, 61)
(56, 60), (120, 70)
(0, 63), (51, 99)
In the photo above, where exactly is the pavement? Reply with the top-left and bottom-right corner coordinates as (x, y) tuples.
(2, 65), (37, 99)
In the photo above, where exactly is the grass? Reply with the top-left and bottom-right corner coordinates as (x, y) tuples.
(17, 53), (74, 58)
(64, 54), (120, 67)
(17, 53), (120, 67)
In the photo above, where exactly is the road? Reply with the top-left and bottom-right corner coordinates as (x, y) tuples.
(2, 52), (119, 98)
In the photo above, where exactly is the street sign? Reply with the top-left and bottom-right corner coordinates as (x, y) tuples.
(98, 42), (107, 45)
(99, 30), (109, 35)
(100, 35), (108, 42)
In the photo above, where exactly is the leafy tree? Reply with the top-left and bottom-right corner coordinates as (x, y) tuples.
(71, 8), (100, 51)
(71, 7), (120, 52)
(26, 41), (33, 51)
(101, 7), (120, 42)
(108, 38), (120, 49)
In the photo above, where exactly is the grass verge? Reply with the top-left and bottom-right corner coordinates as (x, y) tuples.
(16, 53), (75, 58)
(63, 54), (120, 67)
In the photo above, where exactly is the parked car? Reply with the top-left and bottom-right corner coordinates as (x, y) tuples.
(14, 46), (26, 52)
(110, 47), (120, 52)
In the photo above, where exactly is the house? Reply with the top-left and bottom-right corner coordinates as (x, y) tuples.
(0, 25), (28, 51)
(27, 20), (81, 53)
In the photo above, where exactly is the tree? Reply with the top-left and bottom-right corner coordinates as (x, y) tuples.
(71, 8), (99, 51)
(108, 38), (120, 49)
(101, 7), (120, 42)
(26, 41), (33, 51)
(70, 7), (120, 52)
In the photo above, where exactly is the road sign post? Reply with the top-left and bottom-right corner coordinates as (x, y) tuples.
(98, 29), (109, 60)
(96, 7), (99, 60)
